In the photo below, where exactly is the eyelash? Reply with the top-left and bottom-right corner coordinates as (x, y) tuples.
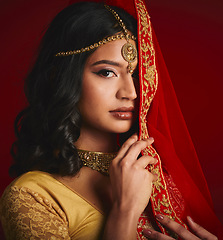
(94, 69), (117, 78)
(93, 69), (139, 80)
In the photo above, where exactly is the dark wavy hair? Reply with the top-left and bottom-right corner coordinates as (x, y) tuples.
(10, 2), (137, 177)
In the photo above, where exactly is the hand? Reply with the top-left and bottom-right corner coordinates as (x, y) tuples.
(143, 214), (218, 240)
(109, 134), (157, 217)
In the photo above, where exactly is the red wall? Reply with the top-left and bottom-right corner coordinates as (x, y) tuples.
(0, 0), (222, 232)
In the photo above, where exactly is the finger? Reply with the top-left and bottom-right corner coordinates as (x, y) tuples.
(113, 134), (138, 163)
(134, 155), (157, 169)
(135, 156), (158, 182)
(122, 138), (154, 165)
(155, 214), (200, 240)
(187, 216), (218, 240)
(143, 229), (174, 240)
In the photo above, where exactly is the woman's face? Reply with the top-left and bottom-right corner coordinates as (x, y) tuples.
(78, 39), (138, 135)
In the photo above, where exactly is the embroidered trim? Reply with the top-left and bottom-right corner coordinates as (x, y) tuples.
(135, 0), (187, 238)
(136, 0), (158, 141)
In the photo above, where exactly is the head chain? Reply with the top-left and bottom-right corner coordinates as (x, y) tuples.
(55, 5), (138, 74)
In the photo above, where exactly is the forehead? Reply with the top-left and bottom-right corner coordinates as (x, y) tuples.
(86, 39), (138, 67)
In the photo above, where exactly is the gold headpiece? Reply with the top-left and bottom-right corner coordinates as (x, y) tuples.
(55, 5), (137, 74)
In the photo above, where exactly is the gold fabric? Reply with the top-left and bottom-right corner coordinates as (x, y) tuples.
(0, 171), (105, 240)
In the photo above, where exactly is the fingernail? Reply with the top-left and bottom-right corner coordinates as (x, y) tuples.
(142, 229), (152, 235)
(132, 133), (138, 139)
(148, 137), (154, 142)
(187, 216), (194, 223)
(156, 214), (164, 221)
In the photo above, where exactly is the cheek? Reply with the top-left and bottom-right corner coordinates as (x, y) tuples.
(80, 85), (102, 107)
(78, 84), (110, 118)
(80, 78), (115, 108)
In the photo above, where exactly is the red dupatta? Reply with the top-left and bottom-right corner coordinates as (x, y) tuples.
(0, 0), (222, 238)
(103, 0), (223, 238)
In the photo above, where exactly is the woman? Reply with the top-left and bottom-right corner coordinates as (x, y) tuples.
(0, 1), (222, 239)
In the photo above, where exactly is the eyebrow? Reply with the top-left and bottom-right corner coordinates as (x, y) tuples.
(91, 60), (121, 67)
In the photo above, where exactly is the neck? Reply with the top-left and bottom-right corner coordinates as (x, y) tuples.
(74, 127), (119, 153)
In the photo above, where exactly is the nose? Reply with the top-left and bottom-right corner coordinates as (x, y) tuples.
(116, 74), (137, 100)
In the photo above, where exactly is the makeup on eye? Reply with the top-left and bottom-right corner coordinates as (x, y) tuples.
(93, 69), (118, 78)
(92, 66), (139, 78)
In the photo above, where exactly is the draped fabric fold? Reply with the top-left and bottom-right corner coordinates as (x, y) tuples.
(1, 0), (222, 239)
(103, 0), (223, 238)
(148, 29), (223, 236)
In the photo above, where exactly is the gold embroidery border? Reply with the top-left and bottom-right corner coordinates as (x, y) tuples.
(136, 0), (158, 141)
(135, 0), (187, 234)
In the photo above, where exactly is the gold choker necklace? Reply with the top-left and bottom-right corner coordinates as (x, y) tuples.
(77, 149), (117, 175)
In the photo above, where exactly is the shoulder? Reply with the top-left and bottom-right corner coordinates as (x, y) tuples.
(12, 170), (59, 190)
(0, 172), (70, 239)
(0, 171), (68, 222)
(0, 171), (58, 206)
(1, 171), (71, 203)
(0, 171), (104, 238)
(0, 170), (99, 213)
(1, 171), (105, 214)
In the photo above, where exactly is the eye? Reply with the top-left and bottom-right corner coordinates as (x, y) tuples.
(94, 69), (117, 78)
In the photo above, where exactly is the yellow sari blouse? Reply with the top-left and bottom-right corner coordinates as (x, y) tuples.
(0, 171), (105, 240)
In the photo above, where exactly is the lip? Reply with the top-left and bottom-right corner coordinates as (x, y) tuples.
(110, 107), (134, 120)
(110, 107), (134, 112)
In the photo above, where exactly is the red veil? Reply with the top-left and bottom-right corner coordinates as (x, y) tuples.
(103, 0), (223, 238)
(0, 0), (222, 239)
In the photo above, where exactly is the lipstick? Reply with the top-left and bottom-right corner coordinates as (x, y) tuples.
(110, 107), (134, 120)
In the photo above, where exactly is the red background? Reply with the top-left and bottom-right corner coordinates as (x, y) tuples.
(0, 0), (222, 234)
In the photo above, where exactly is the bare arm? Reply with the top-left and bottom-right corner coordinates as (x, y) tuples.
(103, 134), (157, 240)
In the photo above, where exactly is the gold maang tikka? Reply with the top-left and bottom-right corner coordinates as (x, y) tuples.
(104, 5), (137, 74)
(55, 5), (138, 74)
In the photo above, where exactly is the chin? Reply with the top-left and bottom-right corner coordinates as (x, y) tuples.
(110, 123), (133, 134)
